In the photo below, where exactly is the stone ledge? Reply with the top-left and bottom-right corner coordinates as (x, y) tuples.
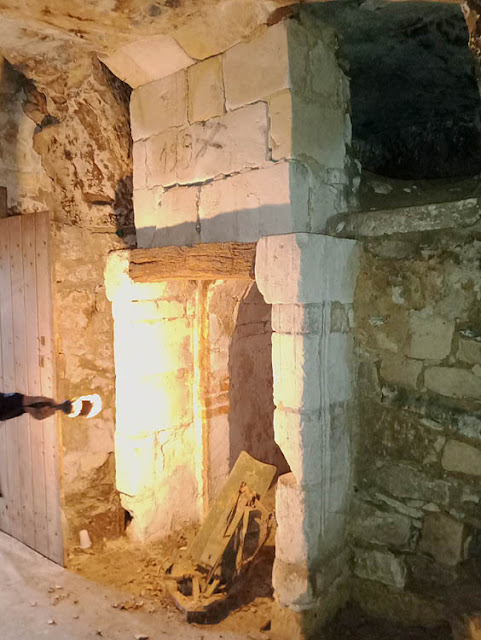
(326, 198), (480, 238)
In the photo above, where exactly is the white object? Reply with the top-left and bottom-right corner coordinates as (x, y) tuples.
(79, 529), (91, 549)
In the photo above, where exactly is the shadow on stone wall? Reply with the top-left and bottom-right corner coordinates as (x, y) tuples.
(229, 283), (290, 476)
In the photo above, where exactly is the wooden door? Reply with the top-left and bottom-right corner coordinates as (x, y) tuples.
(0, 212), (63, 564)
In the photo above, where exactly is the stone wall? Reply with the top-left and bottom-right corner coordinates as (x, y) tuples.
(1, 48), (135, 552)
(0, 59), (51, 214)
(131, 11), (357, 249)
(352, 224), (481, 624)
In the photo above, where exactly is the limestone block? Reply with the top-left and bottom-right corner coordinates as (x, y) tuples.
(120, 427), (200, 541)
(350, 500), (412, 548)
(291, 95), (347, 169)
(380, 355), (422, 390)
(309, 30), (347, 106)
(271, 304), (323, 335)
(256, 233), (359, 305)
(370, 464), (450, 506)
(274, 410), (322, 486)
(115, 432), (157, 497)
(425, 367), (481, 399)
(419, 512), (465, 566)
(114, 316), (192, 377)
(101, 35), (195, 88)
(174, 0), (272, 60)
(274, 406), (352, 534)
(353, 548), (407, 589)
(116, 370), (193, 437)
(146, 102), (269, 188)
(131, 71), (187, 141)
(133, 141), (147, 190)
(188, 57), (224, 123)
(224, 22), (289, 110)
(134, 184), (199, 249)
(151, 185), (200, 248)
(133, 187), (163, 248)
(268, 90), (292, 161)
(405, 311), (454, 360)
(198, 162), (310, 243)
(458, 336), (481, 365)
(275, 472), (322, 567)
(272, 334), (320, 411)
(329, 199), (481, 238)
(272, 559), (315, 609)
(442, 440), (481, 476)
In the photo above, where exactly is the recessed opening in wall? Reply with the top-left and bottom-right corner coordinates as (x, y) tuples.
(229, 283), (290, 479)
(312, 2), (481, 181)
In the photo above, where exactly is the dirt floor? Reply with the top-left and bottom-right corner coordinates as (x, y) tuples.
(67, 525), (275, 637)
(0, 528), (458, 640)
(0, 530), (248, 640)
(66, 529), (456, 640)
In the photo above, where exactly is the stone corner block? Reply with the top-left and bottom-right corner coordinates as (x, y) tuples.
(256, 233), (359, 305)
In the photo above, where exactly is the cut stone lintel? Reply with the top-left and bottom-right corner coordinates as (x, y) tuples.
(128, 241), (257, 282)
(325, 198), (481, 239)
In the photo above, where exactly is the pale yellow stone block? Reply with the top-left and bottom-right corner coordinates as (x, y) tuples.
(188, 57), (224, 123)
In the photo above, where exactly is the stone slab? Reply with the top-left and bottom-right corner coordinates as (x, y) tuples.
(327, 198), (481, 238)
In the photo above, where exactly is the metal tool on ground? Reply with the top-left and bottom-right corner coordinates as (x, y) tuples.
(26, 393), (102, 419)
(165, 451), (276, 623)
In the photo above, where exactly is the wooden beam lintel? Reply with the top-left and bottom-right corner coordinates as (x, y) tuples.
(128, 241), (257, 283)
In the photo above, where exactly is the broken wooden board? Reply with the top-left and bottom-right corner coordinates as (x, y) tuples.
(166, 581), (230, 624)
(189, 451), (276, 569)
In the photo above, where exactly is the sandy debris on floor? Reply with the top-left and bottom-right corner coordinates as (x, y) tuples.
(67, 525), (275, 637)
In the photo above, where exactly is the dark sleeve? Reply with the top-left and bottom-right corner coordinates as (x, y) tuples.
(0, 393), (25, 421)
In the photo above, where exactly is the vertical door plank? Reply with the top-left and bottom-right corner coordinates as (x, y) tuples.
(9, 216), (35, 548)
(35, 212), (63, 565)
(1, 219), (21, 540)
(0, 218), (11, 533)
(22, 214), (49, 557)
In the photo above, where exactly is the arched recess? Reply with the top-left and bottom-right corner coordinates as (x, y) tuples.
(204, 279), (289, 504)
